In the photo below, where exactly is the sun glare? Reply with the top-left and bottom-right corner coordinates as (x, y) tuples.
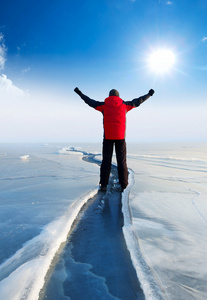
(148, 49), (175, 74)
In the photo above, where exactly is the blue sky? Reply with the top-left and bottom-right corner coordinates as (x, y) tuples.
(0, 0), (207, 143)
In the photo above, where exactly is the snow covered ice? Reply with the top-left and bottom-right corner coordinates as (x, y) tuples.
(0, 142), (207, 300)
(0, 143), (99, 300)
(125, 143), (207, 300)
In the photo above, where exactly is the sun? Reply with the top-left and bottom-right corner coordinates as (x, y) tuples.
(147, 49), (176, 74)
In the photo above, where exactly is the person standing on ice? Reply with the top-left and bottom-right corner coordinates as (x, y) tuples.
(74, 87), (155, 192)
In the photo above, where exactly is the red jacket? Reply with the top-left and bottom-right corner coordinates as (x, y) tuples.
(95, 96), (134, 139)
(79, 93), (149, 140)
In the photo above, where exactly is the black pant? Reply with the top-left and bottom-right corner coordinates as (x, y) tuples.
(100, 139), (128, 188)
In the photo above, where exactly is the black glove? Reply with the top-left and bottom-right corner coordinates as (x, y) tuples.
(149, 89), (155, 96)
(74, 87), (82, 95)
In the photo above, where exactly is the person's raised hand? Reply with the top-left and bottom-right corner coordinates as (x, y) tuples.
(74, 87), (82, 95)
(148, 89), (155, 96)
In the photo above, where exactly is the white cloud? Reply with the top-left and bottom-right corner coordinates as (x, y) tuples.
(0, 74), (25, 98)
(0, 33), (6, 70)
(201, 37), (207, 42)
(0, 35), (26, 98)
(166, 1), (173, 4)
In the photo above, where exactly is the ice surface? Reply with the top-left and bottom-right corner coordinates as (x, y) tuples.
(58, 146), (83, 155)
(122, 170), (163, 300)
(0, 144), (99, 300)
(126, 143), (207, 300)
(0, 188), (98, 300)
(1, 142), (207, 300)
(19, 154), (30, 160)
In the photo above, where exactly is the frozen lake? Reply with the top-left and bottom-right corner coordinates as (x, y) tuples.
(0, 142), (207, 299)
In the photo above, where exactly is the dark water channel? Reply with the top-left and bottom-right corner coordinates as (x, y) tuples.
(41, 157), (145, 300)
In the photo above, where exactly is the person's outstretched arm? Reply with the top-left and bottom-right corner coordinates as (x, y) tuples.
(124, 89), (155, 109)
(74, 87), (104, 109)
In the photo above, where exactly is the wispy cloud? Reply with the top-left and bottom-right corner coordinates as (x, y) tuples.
(22, 67), (31, 74)
(0, 33), (6, 70)
(201, 37), (207, 42)
(158, 1), (173, 5)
